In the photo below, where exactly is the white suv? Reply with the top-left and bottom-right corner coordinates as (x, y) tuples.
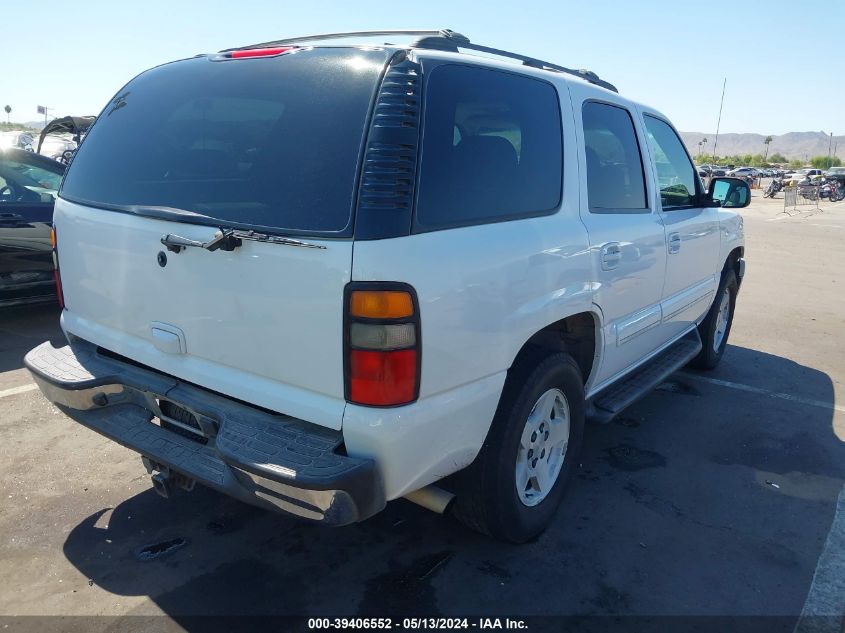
(26, 30), (749, 542)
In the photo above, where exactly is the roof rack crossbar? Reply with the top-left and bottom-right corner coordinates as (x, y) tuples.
(222, 29), (617, 92)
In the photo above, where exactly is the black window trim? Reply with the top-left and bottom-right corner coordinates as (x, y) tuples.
(641, 111), (703, 212)
(411, 60), (565, 234)
(582, 98), (652, 215)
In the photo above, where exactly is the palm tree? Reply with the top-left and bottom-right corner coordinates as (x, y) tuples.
(701, 136), (709, 158)
(698, 140), (703, 159)
(763, 135), (773, 162)
(3, 105), (10, 124)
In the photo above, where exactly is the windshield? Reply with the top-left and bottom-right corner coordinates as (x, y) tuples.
(60, 48), (389, 236)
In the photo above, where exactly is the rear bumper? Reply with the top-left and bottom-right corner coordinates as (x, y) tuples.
(25, 340), (385, 525)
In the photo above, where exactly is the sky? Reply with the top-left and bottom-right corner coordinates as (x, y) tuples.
(2, 0), (842, 136)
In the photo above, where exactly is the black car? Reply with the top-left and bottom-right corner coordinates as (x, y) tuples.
(824, 167), (845, 184)
(0, 147), (64, 307)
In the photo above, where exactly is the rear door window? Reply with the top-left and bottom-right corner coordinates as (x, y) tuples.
(582, 101), (648, 213)
(415, 64), (563, 231)
(60, 48), (389, 236)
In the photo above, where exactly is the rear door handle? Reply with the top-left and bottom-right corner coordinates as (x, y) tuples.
(601, 242), (622, 271)
(668, 233), (681, 254)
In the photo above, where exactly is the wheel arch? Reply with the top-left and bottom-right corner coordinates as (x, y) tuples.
(725, 246), (744, 284)
(509, 310), (601, 387)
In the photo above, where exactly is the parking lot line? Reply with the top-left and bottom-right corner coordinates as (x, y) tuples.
(680, 373), (845, 414)
(0, 383), (38, 399)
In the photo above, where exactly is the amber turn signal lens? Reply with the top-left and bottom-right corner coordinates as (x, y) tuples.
(50, 228), (57, 249)
(349, 291), (413, 319)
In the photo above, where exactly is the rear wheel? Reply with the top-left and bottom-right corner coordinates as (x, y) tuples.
(690, 268), (738, 370)
(451, 352), (585, 543)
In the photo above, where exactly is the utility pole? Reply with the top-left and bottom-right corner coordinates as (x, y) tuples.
(712, 78), (727, 162)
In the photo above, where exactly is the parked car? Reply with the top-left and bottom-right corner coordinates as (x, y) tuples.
(37, 116), (95, 164)
(25, 29), (749, 543)
(0, 147), (64, 306)
(38, 136), (77, 162)
(824, 166), (845, 184)
(782, 168), (823, 186)
(0, 131), (36, 152)
(727, 167), (758, 179)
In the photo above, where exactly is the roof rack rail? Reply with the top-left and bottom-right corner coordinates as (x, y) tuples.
(224, 29), (617, 93)
(437, 40), (617, 93)
(222, 29), (469, 52)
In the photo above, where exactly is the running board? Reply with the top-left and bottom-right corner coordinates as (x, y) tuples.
(587, 330), (703, 424)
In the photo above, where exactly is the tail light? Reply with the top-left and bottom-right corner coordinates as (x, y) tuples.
(345, 284), (420, 407)
(50, 227), (64, 308)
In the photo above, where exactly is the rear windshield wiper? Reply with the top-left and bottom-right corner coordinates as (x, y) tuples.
(161, 228), (326, 253)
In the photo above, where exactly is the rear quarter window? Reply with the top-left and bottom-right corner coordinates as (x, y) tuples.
(414, 64), (563, 231)
(60, 48), (389, 236)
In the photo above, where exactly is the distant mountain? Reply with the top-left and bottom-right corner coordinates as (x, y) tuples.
(680, 131), (844, 162)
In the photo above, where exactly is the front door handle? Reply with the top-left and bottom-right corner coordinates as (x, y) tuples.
(601, 242), (622, 271)
(668, 233), (681, 254)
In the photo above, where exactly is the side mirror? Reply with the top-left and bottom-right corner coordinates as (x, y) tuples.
(707, 177), (750, 209)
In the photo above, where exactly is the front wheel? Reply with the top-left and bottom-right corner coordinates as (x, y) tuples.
(690, 268), (738, 370)
(450, 353), (585, 543)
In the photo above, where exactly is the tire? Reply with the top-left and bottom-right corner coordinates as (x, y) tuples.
(450, 352), (585, 543)
(690, 268), (738, 370)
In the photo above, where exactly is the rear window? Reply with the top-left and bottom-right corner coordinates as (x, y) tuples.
(60, 48), (389, 236)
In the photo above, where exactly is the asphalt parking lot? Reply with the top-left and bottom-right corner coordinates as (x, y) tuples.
(1, 191), (844, 632)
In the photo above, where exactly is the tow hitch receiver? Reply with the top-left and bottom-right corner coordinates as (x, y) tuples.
(143, 457), (196, 498)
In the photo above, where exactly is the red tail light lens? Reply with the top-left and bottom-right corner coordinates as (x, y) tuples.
(345, 285), (420, 407)
(229, 46), (294, 59)
(350, 350), (417, 406)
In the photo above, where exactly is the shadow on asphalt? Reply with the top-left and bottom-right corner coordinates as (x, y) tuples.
(58, 345), (844, 626)
(0, 303), (63, 374)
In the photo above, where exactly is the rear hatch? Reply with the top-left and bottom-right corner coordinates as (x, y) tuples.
(56, 47), (390, 430)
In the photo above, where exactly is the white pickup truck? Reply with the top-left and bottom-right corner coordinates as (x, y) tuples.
(26, 30), (749, 542)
